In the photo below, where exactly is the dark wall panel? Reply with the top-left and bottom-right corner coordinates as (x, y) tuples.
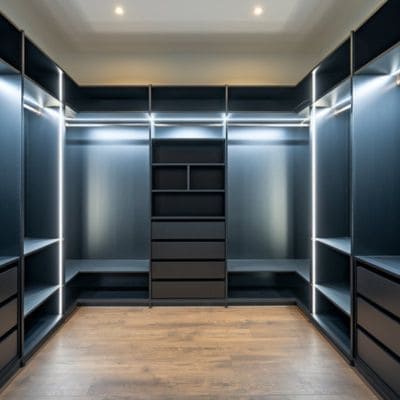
(0, 14), (21, 71)
(65, 126), (150, 259)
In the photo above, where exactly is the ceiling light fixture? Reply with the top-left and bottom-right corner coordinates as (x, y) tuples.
(253, 5), (264, 16)
(114, 5), (125, 16)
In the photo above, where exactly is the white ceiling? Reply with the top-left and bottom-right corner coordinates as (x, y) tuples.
(0, 0), (385, 84)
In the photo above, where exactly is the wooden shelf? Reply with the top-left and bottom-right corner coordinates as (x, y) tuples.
(228, 259), (310, 282)
(65, 259), (149, 283)
(0, 256), (19, 269)
(24, 238), (59, 257)
(316, 237), (351, 255)
(356, 256), (400, 280)
(24, 285), (59, 317)
(316, 283), (351, 315)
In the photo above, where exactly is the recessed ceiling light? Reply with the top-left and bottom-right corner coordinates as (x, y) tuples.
(114, 5), (125, 16)
(253, 5), (264, 16)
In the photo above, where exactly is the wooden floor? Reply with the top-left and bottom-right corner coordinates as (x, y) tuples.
(0, 306), (376, 400)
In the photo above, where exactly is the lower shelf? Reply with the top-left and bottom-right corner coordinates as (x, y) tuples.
(314, 314), (351, 356)
(316, 283), (351, 315)
(24, 315), (61, 357)
(228, 288), (297, 300)
(65, 259), (150, 283)
(77, 290), (149, 305)
(24, 285), (59, 317)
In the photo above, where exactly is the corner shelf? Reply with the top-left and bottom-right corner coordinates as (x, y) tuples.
(316, 237), (351, 255)
(24, 238), (59, 257)
(228, 259), (310, 282)
(0, 256), (19, 269)
(65, 259), (150, 283)
(24, 285), (59, 317)
(316, 283), (351, 315)
(355, 256), (400, 280)
(24, 315), (62, 357)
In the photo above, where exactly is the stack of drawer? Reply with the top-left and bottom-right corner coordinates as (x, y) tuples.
(356, 265), (400, 398)
(0, 263), (18, 371)
(151, 221), (226, 299)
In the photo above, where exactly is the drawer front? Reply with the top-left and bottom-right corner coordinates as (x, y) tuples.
(152, 242), (225, 260)
(152, 261), (225, 280)
(358, 297), (400, 357)
(152, 281), (225, 299)
(0, 330), (17, 371)
(152, 221), (225, 240)
(0, 299), (18, 338)
(357, 329), (400, 396)
(357, 266), (400, 319)
(0, 267), (17, 304)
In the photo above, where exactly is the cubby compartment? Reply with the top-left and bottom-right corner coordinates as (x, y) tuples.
(24, 243), (59, 318)
(315, 290), (351, 354)
(152, 139), (225, 164)
(152, 192), (225, 217)
(152, 166), (187, 190)
(24, 290), (60, 357)
(190, 166), (224, 190)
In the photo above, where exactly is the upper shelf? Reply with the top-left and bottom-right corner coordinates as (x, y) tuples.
(24, 238), (59, 257)
(228, 259), (310, 282)
(316, 237), (351, 256)
(0, 256), (19, 269)
(356, 256), (400, 280)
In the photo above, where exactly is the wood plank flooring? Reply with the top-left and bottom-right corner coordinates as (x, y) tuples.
(0, 306), (377, 400)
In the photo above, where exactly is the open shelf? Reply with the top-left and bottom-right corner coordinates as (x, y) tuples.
(228, 288), (297, 301)
(316, 283), (350, 315)
(24, 285), (59, 317)
(24, 238), (59, 257)
(24, 315), (61, 357)
(152, 216), (225, 221)
(77, 290), (149, 303)
(152, 163), (224, 167)
(65, 259), (149, 283)
(228, 259), (310, 282)
(152, 189), (225, 193)
(314, 314), (351, 355)
(0, 256), (19, 269)
(316, 237), (351, 255)
(355, 256), (400, 280)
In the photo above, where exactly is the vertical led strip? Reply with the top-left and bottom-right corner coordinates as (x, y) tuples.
(311, 68), (318, 315)
(58, 68), (64, 315)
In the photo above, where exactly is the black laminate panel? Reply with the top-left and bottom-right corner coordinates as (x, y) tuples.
(152, 281), (225, 299)
(0, 267), (17, 304)
(357, 266), (400, 319)
(0, 299), (17, 338)
(152, 242), (225, 260)
(190, 166), (224, 190)
(358, 297), (400, 357)
(152, 222), (225, 240)
(152, 261), (225, 280)
(358, 329), (400, 396)
(0, 330), (17, 371)
(152, 166), (187, 190)
(0, 14), (22, 71)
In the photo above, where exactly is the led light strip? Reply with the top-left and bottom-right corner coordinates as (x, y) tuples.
(311, 68), (318, 315)
(58, 68), (64, 315)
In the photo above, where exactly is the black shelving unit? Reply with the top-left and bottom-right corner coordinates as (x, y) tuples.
(151, 121), (226, 302)
(64, 115), (151, 307)
(353, 34), (400, 400)
(22, 75), (62, 358)
(226, 116), (311, 308)
(313, 76), (352, 358)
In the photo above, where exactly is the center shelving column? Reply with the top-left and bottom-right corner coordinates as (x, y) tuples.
(151, 117), (226, 303)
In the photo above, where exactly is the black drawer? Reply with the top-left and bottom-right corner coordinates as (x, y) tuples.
(152, 281), (225, 299)
(357, 266), (400, 319)
(357, 329), (400, 396)
(0, 266), (17, 304)
(358, 297), (400, 357)
(152, 261), (225, 280)
(152, 221), (225, 240)
(0, 298), (18, 338)
(152, 242), (225, 260)
(0, 330), (17, 371)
